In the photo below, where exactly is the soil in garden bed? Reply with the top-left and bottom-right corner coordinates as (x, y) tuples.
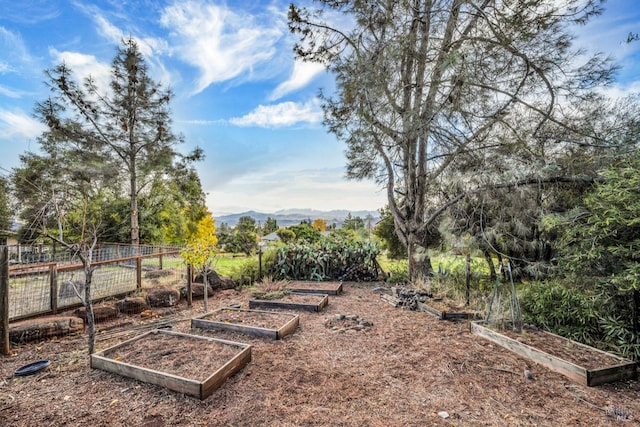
(203, 308), (295, 330)
(492, 324), (628, 370)
(254, 293), (325, 305)
(286, 281), (342, 292)
(104, 332), (242, 381)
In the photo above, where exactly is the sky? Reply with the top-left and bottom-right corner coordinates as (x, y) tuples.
(0, 0), (639, 217)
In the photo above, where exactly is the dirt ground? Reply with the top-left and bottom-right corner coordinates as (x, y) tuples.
(1, 282), (639, 426)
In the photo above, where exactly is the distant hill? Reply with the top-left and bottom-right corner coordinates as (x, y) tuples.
(214, 209), (379, 228)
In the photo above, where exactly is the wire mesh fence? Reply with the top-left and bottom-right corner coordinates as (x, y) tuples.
(5, 244), (187, 322)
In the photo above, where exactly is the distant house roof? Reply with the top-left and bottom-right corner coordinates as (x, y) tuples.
(262, 232), (281, 242)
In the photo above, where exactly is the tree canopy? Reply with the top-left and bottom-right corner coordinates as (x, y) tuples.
(289, 0), (616, 278)
(30, 37), (203, 245)
(14, 38), (206, 245)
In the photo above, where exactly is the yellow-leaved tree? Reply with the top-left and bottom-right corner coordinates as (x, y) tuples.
(181, 212), (218, 312)
(312, 218), (327, 232)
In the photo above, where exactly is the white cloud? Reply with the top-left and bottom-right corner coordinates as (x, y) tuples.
(0, 109), (46, 139)
(92, 13), (170, 58)
(49, 48), (112, 93)
(0, 85), (24, 98)
(160, 1), (283, 94)
(229, 99), (323, 128)
(269, 60), (326, 100)
(0, 26), (33, 73)
(206, 167), (386, 215)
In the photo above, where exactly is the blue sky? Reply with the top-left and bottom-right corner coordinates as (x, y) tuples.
(0, 0), (638, 217)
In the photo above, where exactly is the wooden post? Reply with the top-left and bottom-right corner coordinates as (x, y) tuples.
(136, 257), (142, 291)
(1, 237), (10, 355)
(187, 265), (193, 307)
(159, 247), (164, 270)
(50, 264), (58, 314)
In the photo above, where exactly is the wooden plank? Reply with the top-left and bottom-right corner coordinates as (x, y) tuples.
(192, 308), (299, 340)
(0, 240), (9, 355)
(470, 321), (637, 387)
(441, 312), (478, 320)
(286, 281), (343, 295)
(380, 294), (401, 307)
(277, 315), (300, 340)
(249, 293), (329, 312)
(202, 345), (252, 398)
(91, 330), (251, 399)
(588, 363), (637, 387)
(416, 302), (443, 320)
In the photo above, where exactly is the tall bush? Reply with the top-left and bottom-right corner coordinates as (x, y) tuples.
(271, 237), (380, 281)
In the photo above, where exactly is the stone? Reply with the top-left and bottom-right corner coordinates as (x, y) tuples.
(146, 287), (180, 308)
(116, 297), (149, 315)
(74, 306), (118, 323)
(194, 269), (236, 290)
(9, 316), (84, 343)
(181, 283), (215, 299)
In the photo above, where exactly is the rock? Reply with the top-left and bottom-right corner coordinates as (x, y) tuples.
(146, 287), (180, 308)
(437, 411), (450, 419)
(524, 369), (534, 380)
(10, 316), (84, 343)
(194, 269), (236, 290)
(74, 306), (118, 323)
(116, 297), (149, 315)
(181, 283), (215, 299)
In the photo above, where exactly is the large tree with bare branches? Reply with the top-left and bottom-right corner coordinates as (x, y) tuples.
(289, 0), (616, 279)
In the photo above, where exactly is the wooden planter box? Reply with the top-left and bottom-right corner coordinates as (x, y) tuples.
(90, 330), (251, 400)
(470, 321), (637, 386)
(249, 293), (329, 312)
(417, 302), (479, 321)
(191, 307), (299, 340)
(286, 281), (343, 295)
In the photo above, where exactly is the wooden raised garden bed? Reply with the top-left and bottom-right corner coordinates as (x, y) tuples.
(249, 293), (329, 312)
(191, 307), (299, 340)
(90, 329), (251, 400)
(417, 301), (480, 321)
(470, 321), (637, 386)
(286, 281), (343, 295)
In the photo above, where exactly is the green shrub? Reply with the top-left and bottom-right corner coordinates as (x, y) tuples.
(227, 249), (277, 286)
(270, 237), (380, 281)
(520, 280), (600, 345)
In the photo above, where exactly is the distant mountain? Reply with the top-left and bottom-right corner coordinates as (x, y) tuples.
(214, 209), (379, 228)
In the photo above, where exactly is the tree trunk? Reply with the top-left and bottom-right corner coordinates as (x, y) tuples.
(465, 254), (471, 306)
(130, 177), (139, 246)
(203, 268), (209, 313)
(84, 267), (96, 354)
(407, 240), (433, 281)
(484, 249), (496, 280)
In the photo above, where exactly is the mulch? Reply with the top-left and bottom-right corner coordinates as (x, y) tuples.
(1, 281), (639, 426)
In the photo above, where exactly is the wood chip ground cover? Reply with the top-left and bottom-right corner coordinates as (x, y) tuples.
(1, 283), (639, 426)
